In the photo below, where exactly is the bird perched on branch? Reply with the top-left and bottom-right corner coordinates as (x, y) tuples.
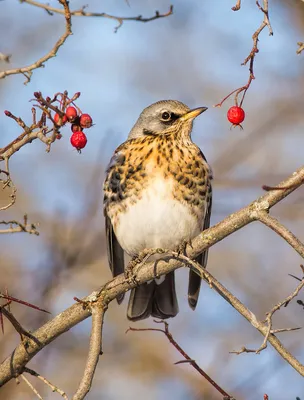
(103, 100), (212, 321)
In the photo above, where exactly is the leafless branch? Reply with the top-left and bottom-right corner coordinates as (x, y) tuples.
(72, 302), (106, 400)
(20, 0), (173, 33)
(20, 374), (43, 400)
(216, 0), (273, 108)
(0, 214), (39, 235)
(231, 269), (304, 355)
(0, 0), (72, 83)
(257, 212), (304, 258)
(1, 166), (304, 387)
(127, 320), (234, 399)
(24, 368), (68, 400)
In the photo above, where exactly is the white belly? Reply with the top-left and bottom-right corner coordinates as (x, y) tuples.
(115, 177), (201, 256)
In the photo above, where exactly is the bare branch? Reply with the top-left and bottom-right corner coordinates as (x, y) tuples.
(24, 368), (68, 400)
(257, 212), (304, 258)
(20, 374), (43, 400)
(231, 269), (304, 355)
(1, 166), (304, 386)
(72, 303), (105, 400)
(215, 0), (273, 107)
(20, 0), (173, 33)
(0, 0), (72, 83)
(0, 214), (39, 235)
(127, 320), (233, 399)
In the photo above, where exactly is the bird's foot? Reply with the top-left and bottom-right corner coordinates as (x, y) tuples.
(175, 239), (193, 256)
(125, 250), (151, 284)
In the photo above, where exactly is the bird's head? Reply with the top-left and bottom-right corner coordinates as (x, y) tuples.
(128, 100), (207, 139)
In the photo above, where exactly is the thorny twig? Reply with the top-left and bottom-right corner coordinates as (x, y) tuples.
(24, 368), (68, 400)
(0, 214), (39, 235)
(127, 320), (234, 399)
(231, 265), (304, 355)
(215, 0), (273, 108)
(0, 0), (72, 83)
(0, 293), (50, 314)
(21, 0), (173, 33)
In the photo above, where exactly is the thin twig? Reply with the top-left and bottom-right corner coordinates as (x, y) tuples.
(257, 211), (304, 258)
(231, 270), (304, 354)
(24, 368), (68, 400)
(20, 374), (43, 400)
(215, 0), (273, 107)
(0, 0), (72, 83)
(0, 214), (39, 235)
(72, 303), (105, 400)
(21, 0), (173, 33)
(127, 321), (233, 399)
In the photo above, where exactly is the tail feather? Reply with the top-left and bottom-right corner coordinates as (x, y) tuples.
(188, 253), (206, 310)
(127, 272), (179, 321)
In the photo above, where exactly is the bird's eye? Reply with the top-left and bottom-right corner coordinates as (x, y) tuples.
(161, 111), (171, 121)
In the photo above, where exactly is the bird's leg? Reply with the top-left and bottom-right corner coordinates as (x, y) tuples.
(125, 248), (166, 283)
(125, 249), (152, 284)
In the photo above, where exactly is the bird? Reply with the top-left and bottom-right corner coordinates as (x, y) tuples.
(103, 100), (212, 321)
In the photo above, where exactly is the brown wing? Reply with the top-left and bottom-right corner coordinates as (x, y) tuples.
(104, 149), (127, 304)
(105, 214), (125, 304)
(188, 151), (213, 310)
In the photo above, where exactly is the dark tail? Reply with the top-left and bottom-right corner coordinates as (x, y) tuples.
(127, 271), (179, 321)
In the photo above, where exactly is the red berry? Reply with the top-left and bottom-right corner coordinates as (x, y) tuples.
(54, 113), (68, 125)
(70, 131), (87, 151)
(65, 106), (78, 121)
(80, 113), (93, 128)
(227, 106), (245, 125)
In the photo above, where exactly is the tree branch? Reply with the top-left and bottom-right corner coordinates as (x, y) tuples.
(0, 215), (39, 235)
(71, 302), (105, 400)
(1, 166), (304, 387)
(24, 368), (68, 400)
(257, 211), (304, 258)
(0, 0), (72, 83)
(20, 0), (174, 33)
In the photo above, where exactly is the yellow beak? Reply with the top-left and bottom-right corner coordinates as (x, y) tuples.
(180, 107), (208, 122)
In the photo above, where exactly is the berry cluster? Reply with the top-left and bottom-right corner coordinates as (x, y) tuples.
(54, 106), (93, 152)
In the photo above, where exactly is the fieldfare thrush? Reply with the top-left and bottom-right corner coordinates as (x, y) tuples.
(103, 100), (212, 321)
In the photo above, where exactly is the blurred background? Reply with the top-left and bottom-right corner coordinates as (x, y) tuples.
(1, 0), (304, 399)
